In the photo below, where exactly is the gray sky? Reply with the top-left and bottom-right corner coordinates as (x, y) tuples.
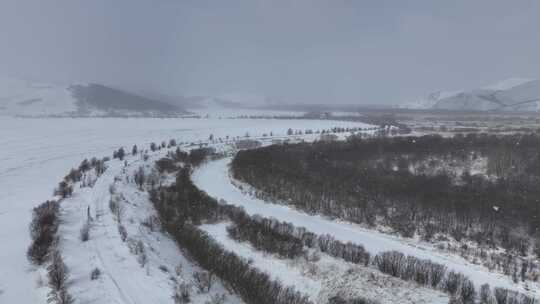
(1, 0), (539, 104)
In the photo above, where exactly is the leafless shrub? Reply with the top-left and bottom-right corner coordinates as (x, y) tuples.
(90, 268), (101, 280)
(193, 271), (213, 293)
(47, 251), (74, 304)
(109, 196), (125, 222)
(205, 293), (226, 304)
(175, 263), (183, 276)
(80, 222), (90, 242)
(27, 200), (60, 265)
(172, 282), (191, 304)
(118, 224), (128, 242)
(141, 215), (161, 232)
(159, 265), (169, 273)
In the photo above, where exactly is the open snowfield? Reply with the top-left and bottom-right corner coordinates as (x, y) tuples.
(192, 157), (540, 299)
(0, 116), (366, 303)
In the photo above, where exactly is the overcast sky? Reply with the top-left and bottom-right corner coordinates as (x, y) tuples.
(1, 0), (539, 104)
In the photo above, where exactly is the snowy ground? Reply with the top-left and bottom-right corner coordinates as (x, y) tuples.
(57, 152), (243, 304)
(201, 222), (448, 304)
(0, 116), (366, 303)
(192, 157), (540, 298)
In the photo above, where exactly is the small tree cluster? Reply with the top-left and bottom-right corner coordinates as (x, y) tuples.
(109, 195), (125, 223)
(80, 222), (90, 242)
(27, 200), (60, 264)
(193, 271), (213, 293)
(134, 166), (146, 190)
(54, 181), (73, 198)
(172, 282), (191, 304)
(112, 147), (126, 160)
(374, 251), (474, 303)
(188, 147), (216, 167)
(90, 267), (101, 280)
(491, 286), (536, 304)
(374, 251), (446, 288)
(47, 251), (74, 304)
(227, 216), (304, 259)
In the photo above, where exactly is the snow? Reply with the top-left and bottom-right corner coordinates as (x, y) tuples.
(402, 77), (540, 111)
(192, 157), (539, 298)
(400, 90), (463, 109)
(482, 78), (534, 91)
(0, 76), (78, 117)
(201, 222), (448, 304)
(57, 153), (243, 304)
(0, 116), (366, 303)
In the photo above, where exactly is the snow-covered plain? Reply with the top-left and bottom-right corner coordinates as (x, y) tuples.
(0, 116), (366, 303)
(192, 158), (539, 299)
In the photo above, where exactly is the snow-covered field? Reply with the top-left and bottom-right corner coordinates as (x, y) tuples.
(56, 152), (244, 304)
(192, 157), (540, 299)
(0, 116), (366, 303)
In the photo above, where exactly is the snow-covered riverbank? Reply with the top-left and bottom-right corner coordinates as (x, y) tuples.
(0, 116), (366, 303)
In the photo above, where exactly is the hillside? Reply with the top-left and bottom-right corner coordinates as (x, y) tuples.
(0, 77), (188, 117)
(70, 84), (188, 117)
(404, 78), (540, 112)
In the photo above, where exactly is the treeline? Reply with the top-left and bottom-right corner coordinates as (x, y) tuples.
(27, 153), (112, 303)
(151, 155), (536, 304)
(167, 224), (312, 304)
(28, 200), (60, 264)
(224, 204), (537, 304)
(226, 214), (304, 259)
(231, 134), (540, 263)
(150, 165), (312, 304)
(29, 156), (108, 264)
(226, 209), (370, 266)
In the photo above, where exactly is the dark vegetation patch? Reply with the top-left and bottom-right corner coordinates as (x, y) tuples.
(70, 83), (187, 115)
(231, 134), (540, 254)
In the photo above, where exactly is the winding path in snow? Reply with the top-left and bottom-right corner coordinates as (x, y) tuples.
(192, 157), (539, 298)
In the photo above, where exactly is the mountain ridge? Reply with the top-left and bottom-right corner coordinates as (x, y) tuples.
(403, 78), (540, 112)
(0, 77), (189, 117)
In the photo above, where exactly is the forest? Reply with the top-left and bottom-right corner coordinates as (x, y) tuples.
(149, 152), (535, 304)
(231, 133), (540, 281)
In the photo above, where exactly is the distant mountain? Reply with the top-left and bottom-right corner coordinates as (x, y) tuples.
(0, 77), (189, 117)
(402, 78), (540, 112)
(70, 84), (188, 117)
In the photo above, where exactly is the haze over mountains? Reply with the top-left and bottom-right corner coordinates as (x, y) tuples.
(404, 78), (540, 112)
(0, 77), (189, 117)
(4, 75), (540, 117)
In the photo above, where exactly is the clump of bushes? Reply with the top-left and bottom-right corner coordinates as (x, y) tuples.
(27, 200), (60, 265)
(47, 251), (74, 304)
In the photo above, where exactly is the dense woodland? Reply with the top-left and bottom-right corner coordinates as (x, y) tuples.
(232, 134), (540, 253)
(231, 133), (540, 284)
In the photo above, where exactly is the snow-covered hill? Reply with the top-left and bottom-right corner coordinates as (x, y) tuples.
(403, 78), (540, 112)
(0, 77), (188, 117)
(0, 77), (78, 117)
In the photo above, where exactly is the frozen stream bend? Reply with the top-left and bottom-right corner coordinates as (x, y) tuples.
(192, 157), (539, 298)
